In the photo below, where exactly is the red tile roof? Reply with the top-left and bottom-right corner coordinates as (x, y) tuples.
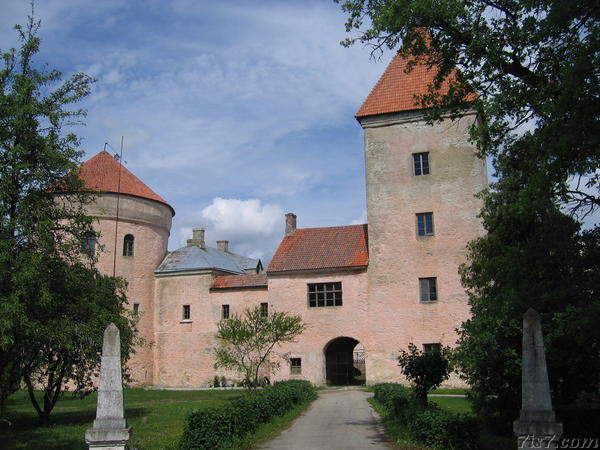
(267, 224), (368, 273)
(78, 151), (173, 212)
(211, 274), (268, 290)
(356, 53), (475, 118)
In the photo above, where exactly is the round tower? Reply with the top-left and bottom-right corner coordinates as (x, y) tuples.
(78, 151), (174, 386)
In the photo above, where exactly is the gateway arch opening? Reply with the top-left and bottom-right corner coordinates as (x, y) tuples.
(324, 337), (366, 386)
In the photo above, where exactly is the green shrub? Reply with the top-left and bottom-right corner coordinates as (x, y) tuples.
(397, 343), (451, 405)
(411, 405), (477, 450)
(179, 380), (316, 449)
(373, 383), (418, 421)
(373, 383), (477, 449)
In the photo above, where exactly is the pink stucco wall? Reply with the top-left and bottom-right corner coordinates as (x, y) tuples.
(360, 111), (487, 385)
(87, 194), (171, 386)
(266, 270), (368, 384)
(154, 271), (268, 387)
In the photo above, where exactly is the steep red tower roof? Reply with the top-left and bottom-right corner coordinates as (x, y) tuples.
(267, 224), (368, 273)
(356, 52), (474, 118)
(78, 151), (173, 212)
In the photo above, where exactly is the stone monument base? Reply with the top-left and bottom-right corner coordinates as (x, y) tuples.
(85, 427), (132, 450)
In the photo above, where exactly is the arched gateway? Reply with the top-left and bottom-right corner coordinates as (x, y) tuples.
(324, 337), (366, 386)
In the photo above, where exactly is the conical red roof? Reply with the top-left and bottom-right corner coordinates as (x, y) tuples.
(78, 151), (172, 211)
(356, 52), (475, 118)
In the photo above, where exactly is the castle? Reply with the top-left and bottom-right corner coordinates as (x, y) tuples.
(77, 53), (487, 387)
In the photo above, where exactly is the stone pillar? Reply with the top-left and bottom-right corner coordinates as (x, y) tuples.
(85, 323), (131, 450)
(513, 308), (562, 449)
(285, 213), (297, 236)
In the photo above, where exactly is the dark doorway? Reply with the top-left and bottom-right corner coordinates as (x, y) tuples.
(324, 337), (366, 386)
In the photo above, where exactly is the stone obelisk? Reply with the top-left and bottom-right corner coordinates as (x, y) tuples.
(513, 308), (562, 449)
(85, 323), (132, 449)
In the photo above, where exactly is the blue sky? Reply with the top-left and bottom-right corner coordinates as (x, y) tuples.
(7, 2), (593, 263)
(1, 0), (392, 262)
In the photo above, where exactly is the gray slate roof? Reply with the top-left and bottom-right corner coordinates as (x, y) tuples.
(155, 244), (261, 275)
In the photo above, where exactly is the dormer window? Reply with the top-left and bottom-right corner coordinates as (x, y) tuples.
(123, 234), (134, 256)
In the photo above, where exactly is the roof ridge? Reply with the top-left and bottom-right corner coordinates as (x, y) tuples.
(296, 223), (367, 232)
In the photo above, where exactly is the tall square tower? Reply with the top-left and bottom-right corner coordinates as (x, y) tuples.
(356, 54), (488, 382)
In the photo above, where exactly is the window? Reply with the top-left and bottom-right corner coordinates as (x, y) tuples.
(133, 303), (140, 316)
(222, 304), (230, 320)
(308, 282), (342, 307)
(416, 213), (434, 237)
(423, 343), (441, 354)
(83, 232), (96, 256)
(182, 304), (191, 320)
(123, 234), (134, 256)
(419, 277), (437, 302)
(290, 358), (302, 375)
(260, 302), (268, 317)
(413, 152), (430, 176)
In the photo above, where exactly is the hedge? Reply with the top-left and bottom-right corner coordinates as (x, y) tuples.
(373, 383), (417, 422)
(372, 383), (477, 450)
(179, 380), (316, 449)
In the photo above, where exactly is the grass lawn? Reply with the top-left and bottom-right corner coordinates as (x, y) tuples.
(0, 389), (243, 449)
(428, 396), (473, 414)
(429, 388), (470, 395)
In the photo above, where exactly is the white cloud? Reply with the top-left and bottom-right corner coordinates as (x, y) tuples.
(172, 198), (285, 264)
(201, 198), (283, 237)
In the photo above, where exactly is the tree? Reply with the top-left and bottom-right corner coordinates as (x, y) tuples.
(398, 343), (451, 406)
(337, 0), (599, 215)
(337, 0), (600, 428)
(454, 176), (600, 428)
(214, 306), (306, 391)
(0, 9), (138, 424)
(21, 257), (139, 426)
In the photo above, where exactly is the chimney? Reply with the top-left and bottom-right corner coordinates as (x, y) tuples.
(217, 240), (229, 252)
(187, 227), (205, 248)
(285, 213), (297, 236)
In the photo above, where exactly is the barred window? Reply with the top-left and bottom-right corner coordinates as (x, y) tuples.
(290, 358), (302, 375)
(419, 278), (437, 302)
(133, 303), (140, 316)
(83, 232), (96, 256)
(423, 343), (441, 354)
(308, 282), (342, 307)
(182, 304), (191, 320)
(413, 152), (430, 176)
(260, 302), (268, 317)
(222, 304), (230, 320)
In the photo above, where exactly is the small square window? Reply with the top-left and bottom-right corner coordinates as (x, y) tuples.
(260, 302), (268, 317)
(222, 304), (230, 320)
(182, 304), (191, 320)
(423, 343), (441, 354)
(413, 152), (430, 176)
(290, 358), (302, 375)
(416, 212), (434, 237)
(133, 303), (140, 316)
(419, 278), (437, 302)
